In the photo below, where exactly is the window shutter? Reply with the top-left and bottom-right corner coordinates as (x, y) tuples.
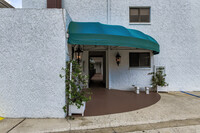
(56, 0), (62, 8)
(47, 0), (62, 8)
(47, 0), (56, 8)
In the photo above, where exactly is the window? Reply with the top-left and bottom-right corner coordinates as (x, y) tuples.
(129, 7), (150, 23)
(47, 0), (62, 8)
(129, 53), (151, 67)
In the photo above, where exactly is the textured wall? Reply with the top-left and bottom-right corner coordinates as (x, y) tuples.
(109, 50), (153, 91)
(22, 0), (108, 23)
(63, 0), (108, 23)
(68, 0), (200, 91)
(22, 0), (47, 8)
(109, 0), (200, 91)
(0, 9), (66, 118)
(21, 0), (200, 91)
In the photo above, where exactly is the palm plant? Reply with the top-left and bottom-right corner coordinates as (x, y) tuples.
(148, 67), (168, 91)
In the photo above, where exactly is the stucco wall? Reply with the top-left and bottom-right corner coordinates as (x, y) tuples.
(22, 0), (108, 23)
(22, 0), (47, 8)
(67, 0), (200, 91)
(108, 0), (200, 91)
(63, 0), (108, 23)
(0, 9), (66, 118)
(109, 50), (153, 91)
(22, 0), (200, 91)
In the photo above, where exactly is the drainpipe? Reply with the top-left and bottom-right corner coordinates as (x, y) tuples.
(107, 0), (111, 24)
(106, 0), (111, 89)
(106, 46), (110, 89)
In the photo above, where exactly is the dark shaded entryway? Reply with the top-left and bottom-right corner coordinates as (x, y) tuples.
(89, 51), (106, 88)
(84, 86), (161, 116)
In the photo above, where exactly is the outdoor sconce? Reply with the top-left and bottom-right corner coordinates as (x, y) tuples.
(116, 52), (121, 66)
(75, 45), (83, 64)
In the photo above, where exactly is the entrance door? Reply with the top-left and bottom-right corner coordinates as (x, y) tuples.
(89, 51), (106, 88)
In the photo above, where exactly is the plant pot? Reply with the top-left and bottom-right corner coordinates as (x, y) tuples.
(69, 102), (86, 116)
(157, 86), (168, 93)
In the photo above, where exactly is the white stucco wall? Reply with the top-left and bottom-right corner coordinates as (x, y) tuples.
(22, 0), (200, 91)
(22, 0), (108, 23)
(63, 0), (108, 23)
(109, 0), (200, 91)
(0, 9), (67, 118)
(67, 0), (200, 91)
(109, 50), (153, 91)
(22, 0), (47, 8)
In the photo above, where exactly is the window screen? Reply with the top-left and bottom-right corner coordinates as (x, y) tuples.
(129, 53), (150, 67)
(130, 7), (150, 23)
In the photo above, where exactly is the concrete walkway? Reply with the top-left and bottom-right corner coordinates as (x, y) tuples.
(58, 118), (200, 133)
(0, 92), (200, 133)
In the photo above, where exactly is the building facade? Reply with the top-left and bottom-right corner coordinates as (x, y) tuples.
(0, 0), (200, 118)
(23, 0), (200, 91)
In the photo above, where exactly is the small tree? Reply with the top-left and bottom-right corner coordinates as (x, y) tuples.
(148, 67), (168, 91)
(60, 60), (91, 118)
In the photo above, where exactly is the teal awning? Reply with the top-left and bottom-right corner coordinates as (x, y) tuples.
(68, 22), (160, 54)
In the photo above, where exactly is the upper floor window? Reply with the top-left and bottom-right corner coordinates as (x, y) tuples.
(47, 0), (62, 8)
(129, 52), (151, 67)
(129, 7), (150, 23)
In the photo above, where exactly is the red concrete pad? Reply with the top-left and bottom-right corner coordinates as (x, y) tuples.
(84, 84), (161, 116)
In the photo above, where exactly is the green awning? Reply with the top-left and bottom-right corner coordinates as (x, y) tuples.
(68, 22), (160, 54)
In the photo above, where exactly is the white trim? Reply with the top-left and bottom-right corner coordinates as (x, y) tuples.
(129, 22), (151, 25)
(129, 67), (151, 70)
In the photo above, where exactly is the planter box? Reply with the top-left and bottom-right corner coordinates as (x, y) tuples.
(69, 102), (86, 116)
(145, 87), (150, 94)
(157, 86), (168, 93)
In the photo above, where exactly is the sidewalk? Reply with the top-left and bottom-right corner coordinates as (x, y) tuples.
(57, 118), (200, 133)
(1, 92), (200, 133)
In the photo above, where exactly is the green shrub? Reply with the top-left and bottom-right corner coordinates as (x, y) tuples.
(60, 60), (91, 117)
(148, 67), (168, 91)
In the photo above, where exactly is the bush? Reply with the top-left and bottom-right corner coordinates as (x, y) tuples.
(148, 67), (168, 91)
(60, 60), (91, 117)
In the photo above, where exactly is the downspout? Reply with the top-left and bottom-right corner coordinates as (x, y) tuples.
(107, 46), (111, 89)
(107, 0), (111, 89)
(107, 0), (111, 24)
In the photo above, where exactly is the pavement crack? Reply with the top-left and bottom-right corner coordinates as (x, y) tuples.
(66, 119), (72, 132)
(7, 118), (26, 133)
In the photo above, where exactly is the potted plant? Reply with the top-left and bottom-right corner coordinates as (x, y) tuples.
(60, 60), (91, 119)
(148, 67), (168, 92)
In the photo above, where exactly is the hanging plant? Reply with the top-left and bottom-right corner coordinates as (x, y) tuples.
(60, 60), (92, 118)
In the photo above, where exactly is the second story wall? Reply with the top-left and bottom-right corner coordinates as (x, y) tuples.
(21, 0), (200, 91)
(63, 0), (108, 23)
(22, 0), (47, 8)
(22, 0), (108, 23)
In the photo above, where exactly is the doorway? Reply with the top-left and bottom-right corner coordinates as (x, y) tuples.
(89, 51), (106, 88)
